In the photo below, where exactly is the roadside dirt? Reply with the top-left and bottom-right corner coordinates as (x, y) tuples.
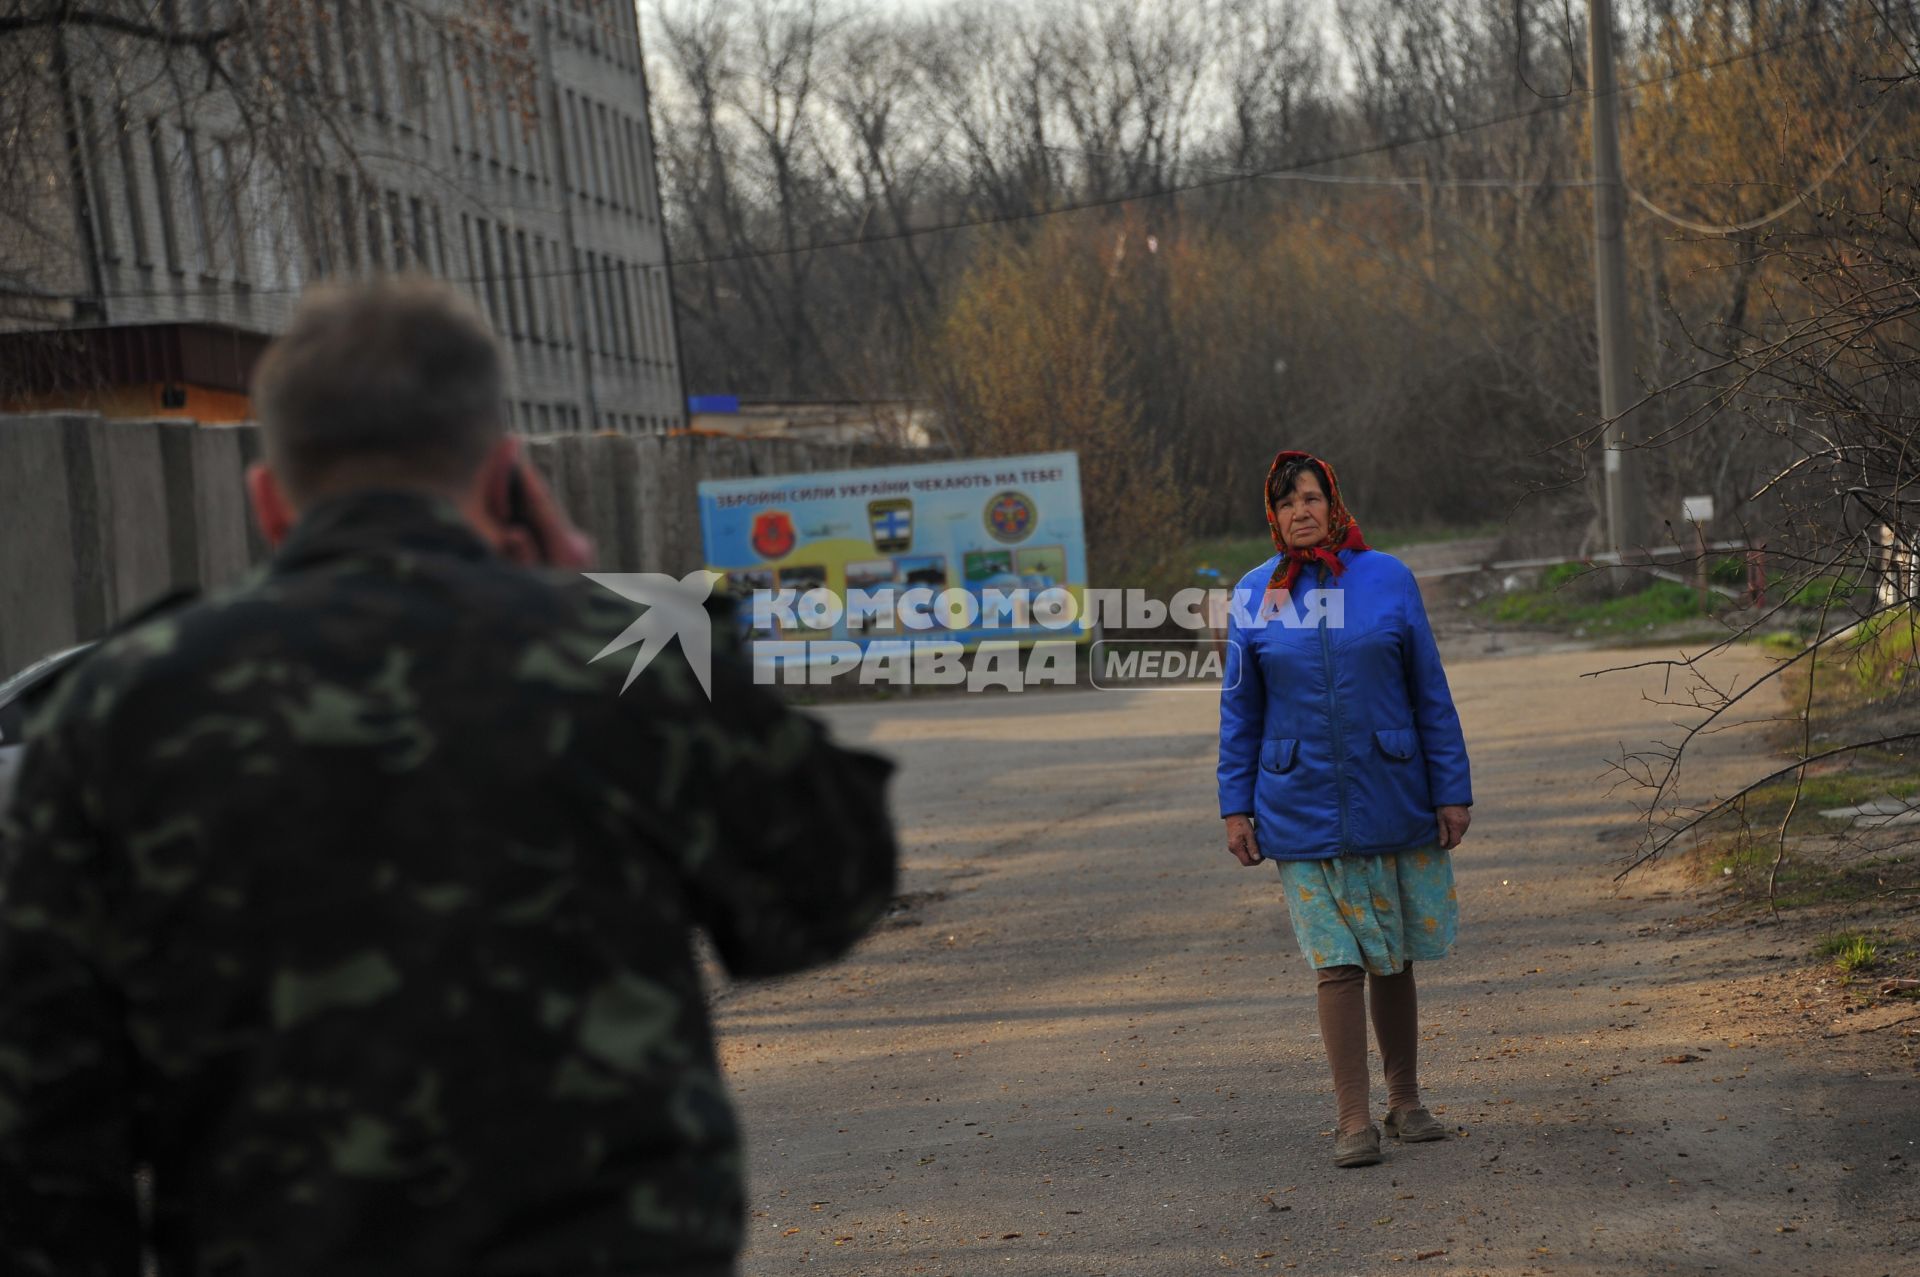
(715, 630), (1915, 1276)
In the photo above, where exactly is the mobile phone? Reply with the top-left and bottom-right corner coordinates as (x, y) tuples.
(502, 463), (551, 563)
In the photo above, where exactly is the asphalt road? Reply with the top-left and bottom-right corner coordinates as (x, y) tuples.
(717, 642), (1915, 1276)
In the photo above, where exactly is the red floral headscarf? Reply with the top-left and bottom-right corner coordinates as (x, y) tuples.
(1264, 450), (1371, 593)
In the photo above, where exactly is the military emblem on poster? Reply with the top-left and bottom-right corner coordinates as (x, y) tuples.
(867, 498), (913, 553)
(751, 509), (797, 559)
(985, 490), (1036, 543)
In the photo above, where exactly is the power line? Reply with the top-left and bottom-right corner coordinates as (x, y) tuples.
(34, 0), (1911, 310)
(1626, 93), (1896, 235)
(1042, 143), (1603, 189)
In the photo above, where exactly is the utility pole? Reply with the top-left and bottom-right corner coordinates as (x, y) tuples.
(1587, 0), (1644, 558)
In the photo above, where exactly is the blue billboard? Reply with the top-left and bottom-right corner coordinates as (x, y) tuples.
(697, 450), (1089, 647)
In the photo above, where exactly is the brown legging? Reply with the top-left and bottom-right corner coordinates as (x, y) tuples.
(1315, 963), (1420, 1135)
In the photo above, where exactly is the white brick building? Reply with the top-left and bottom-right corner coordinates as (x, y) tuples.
(0, 2), (684, 435)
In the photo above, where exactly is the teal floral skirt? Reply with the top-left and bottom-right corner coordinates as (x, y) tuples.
(1275, 845), (1458, 974)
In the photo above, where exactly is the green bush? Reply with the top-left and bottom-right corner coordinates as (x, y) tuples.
(1842, 607), (1918, 693)
(1543, 561), (1585, 590)
(1708, 555), (1746, 587)
(1789, 575), (1867, 609)
(1816, 932), (1877, 972)
(1483, 578), (1713, 632)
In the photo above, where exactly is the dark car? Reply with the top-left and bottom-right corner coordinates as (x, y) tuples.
(0, 643), (96, 828)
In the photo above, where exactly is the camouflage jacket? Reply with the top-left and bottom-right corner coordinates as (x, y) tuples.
(0, 491), (897, 1276)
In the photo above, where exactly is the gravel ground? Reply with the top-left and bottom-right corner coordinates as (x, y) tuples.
(716, 639), (1916, 1277)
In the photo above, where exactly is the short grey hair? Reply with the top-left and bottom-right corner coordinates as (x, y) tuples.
(252, 275), (504, 501)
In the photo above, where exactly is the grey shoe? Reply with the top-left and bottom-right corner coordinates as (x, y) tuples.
(1384, 1106), (1448, 1143)
(1333, 1124), (1383, 1168)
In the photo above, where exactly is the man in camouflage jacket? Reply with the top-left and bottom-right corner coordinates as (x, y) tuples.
(0, 278), (897, 1276)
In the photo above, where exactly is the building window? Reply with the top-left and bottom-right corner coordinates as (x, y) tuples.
(146, 119), (184, 274)
(583, 98), (605, 201)
(631, 260), (655, 356)
(431, 204), (449, 276)
(613, 107), (633, 210)
(515, 229), (537, 340)
(630, 117), (648, 216)
(530, 237), (548, 343)
(208, 138), (248, 281)
(476, 217), (501, 328)
(561, 90), (581, 197)
(339, 2), (363, 103)
(496, 222), (519, 336)
(505, 96), (527, 175)
(574, 250), (592, 351)
(438, 33), (463, 154)
(459, 213), (478, 301)
(609, 109), (627, 208)
(408, 197), (429, 269)
(380, 189), (403, 268)
(608, 261), (626, 359)
(114, 106), (151, 267)
(611, 260), (632, 360)
(649, 273), (672, 364)
(360, 0), (388, 117)
(334, 172), (359, 269)
(606, 261), (624, 358)
(464, 40), (486, 158)
(365, 190), (385, 270)
(373, 1), (402, 118)
(312, 1), (339, 98)
(75, 96), (118, 263)
(301, 165), (328, 275)
(527, 101), (551, 186)
(541, 238), (567, 347)
(473, 49), (499, 163)
(179, 126), (216, 276)
(247, 163), (285, 289)
(589, 253), (610, 355)
(596, 256), (617, 357)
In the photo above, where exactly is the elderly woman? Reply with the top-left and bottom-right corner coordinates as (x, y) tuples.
(1217, 451), (1473, 1169)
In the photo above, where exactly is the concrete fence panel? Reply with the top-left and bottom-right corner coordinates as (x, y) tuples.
(87, 418), (172, 621)
(0, 416), (83, 675)
(158, 422), (252, 595)
(2, 410), (942, 677)
(596, 434), (642, 572)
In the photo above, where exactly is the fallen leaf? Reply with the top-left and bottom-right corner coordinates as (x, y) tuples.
(1417, 1251), (1448, 1261)
(1662, 1054), (1702, 1064)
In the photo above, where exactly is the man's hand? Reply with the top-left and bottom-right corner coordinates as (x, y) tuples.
(1436, 804), (1471, 851)
(1225, 814), (1263, 866)
(485, 438), (594, 569)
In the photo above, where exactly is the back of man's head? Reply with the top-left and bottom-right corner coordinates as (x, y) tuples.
(252, 275), (503, 502)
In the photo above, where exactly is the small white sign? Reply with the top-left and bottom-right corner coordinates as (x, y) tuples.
(1682, 494), (1715, 524)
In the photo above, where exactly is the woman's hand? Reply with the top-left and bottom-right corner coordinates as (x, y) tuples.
(1436, 805), (1471, 850)
(1225, 814), (1264, 866)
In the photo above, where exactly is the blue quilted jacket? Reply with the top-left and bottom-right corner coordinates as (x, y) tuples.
(1216, 548), (1472, 859)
